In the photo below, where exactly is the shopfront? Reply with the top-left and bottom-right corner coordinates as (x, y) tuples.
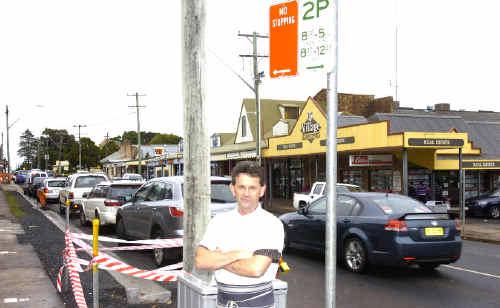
(262, 96), (499, 206)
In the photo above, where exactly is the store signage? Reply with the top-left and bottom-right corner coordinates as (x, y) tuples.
(320, 136), (355, 146)
(408, 138), (464, 147)
(301, 112), (321, 142)
(226, 151), (257, 159)
(154, 147), (164, 156)
(277, 142), (303, 151)
(462, 161), (500, 168)
(349, 154), (393, 167)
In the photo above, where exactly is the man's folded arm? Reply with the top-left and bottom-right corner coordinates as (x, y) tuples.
(195, 246), (253, 271)
(223, 249), (281, 277)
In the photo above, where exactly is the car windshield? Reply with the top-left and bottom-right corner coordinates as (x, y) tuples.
(125, 175), (143, 180)
(371, 195), (432, 215)
(48, 180), (65, 188)
(338, 185), (362, 192)
(74, 176), (107, 188)
(109, 185), (141, 199)
(181, 180), (236, 203)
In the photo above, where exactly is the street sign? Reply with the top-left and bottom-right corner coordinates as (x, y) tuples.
(298, 0), (335, 73)
(269, 1), (298, 78)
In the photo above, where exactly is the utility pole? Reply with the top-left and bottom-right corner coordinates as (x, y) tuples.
(182, 0), (210, 282)
(238, 32), (268, 166)
(73, 124), (87, 170)
(127, 92), (146, 175)
(5, 106), (10, 173)
(58, 134), (64, 175)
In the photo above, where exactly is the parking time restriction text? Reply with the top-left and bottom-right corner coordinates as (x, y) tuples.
(298, 0), (335, 73)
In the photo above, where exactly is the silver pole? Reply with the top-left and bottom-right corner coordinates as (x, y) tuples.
(5, 106), (10, 173)
(459, 148), (465, 234)
(326, 1), (339, 307)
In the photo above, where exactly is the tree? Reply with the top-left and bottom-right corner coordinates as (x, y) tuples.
(17, 129), (38, 168)
(150, 133), (182, 145)
(122, 131), (158, 145)
(80, 137), (100, 169)
(100, 140), (120, 159)
(40, 128), (77, 171)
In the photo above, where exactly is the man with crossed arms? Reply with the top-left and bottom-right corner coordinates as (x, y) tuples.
(196, 161), (284, 308)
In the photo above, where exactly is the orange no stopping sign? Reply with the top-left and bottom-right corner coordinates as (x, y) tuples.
(269, 1), (298, 78)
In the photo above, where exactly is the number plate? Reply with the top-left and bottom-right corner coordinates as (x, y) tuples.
(424, 227), (444, 236)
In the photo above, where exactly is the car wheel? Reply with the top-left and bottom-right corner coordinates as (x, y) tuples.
(152, 231), (166, 267)
(116, 218), (126, 239)
(343, 237), (368, 273)
(489, 206), (500, 219)
(79, 210), (89, 226)
(419, 263), (440, 271)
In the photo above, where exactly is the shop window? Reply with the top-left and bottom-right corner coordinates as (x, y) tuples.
(342, 170), (363, 187)
(370, 169), (393, 192)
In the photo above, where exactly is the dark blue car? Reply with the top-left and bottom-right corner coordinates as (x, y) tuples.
(466, 189), (500, 219)
(14, 170), (28, 184)
(279, 192), (462, 273)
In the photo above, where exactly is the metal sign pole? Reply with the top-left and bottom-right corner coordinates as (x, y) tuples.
(326, 1), (339, 307)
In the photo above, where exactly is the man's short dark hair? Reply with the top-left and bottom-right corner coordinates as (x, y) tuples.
(231, 161), (265, 186)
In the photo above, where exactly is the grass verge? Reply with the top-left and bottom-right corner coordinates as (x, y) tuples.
(5, 191), (25, 218)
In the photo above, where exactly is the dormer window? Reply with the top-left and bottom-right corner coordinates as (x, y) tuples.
(241, 115), (247, 137)
(284, 106), (299, 119)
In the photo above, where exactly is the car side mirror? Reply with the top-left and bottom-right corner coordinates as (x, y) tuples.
(82, 192), (88, 198)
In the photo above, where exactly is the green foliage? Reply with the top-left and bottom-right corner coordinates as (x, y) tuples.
(17, 129), (38, 167)
(149, 133), (181, 145)
(121, 131), (160, 145)
(100, 141), (120, 159)
(5, 191), (25, 218)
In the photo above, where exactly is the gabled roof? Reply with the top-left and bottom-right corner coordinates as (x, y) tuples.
(241, 98), (305, 140)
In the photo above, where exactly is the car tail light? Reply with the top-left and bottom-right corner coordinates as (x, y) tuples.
(44, 188), (49, 193)
(169, 207), (184, 217)
(455, 219), (462, 233)
(68, 192), (74, 199)
(403, 257), (416, 261)
(384, 219), (408, 232)
(104, 199), (122, 207)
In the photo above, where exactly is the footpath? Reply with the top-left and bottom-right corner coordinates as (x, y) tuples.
(266, 199), (500, 244)
(0, 187), (64, 307)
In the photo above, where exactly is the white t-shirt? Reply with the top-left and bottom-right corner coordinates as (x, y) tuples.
(199, 205), (284, 285)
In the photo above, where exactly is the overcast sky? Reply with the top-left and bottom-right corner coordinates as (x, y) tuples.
(1, 0), (499, 168)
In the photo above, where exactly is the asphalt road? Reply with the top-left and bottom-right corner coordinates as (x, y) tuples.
(281, 242), (500, 308)
(21, 192), (500, 308)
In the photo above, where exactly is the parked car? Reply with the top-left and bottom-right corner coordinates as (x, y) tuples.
(116, 176), (237, 266)
(280, 192), (462, 273)
(37, 177), (66, 208)
(466, 189), (500, 219)
(23, 170), (48, 196)
(293, 181), (362, 209)
(14, 170), (29, 184)
(79, 181), (143, 226)
(122, 173), (144, 181)
(58, 172), (109, 215)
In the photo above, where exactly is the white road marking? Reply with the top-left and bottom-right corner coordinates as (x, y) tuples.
(443, 264), (500, 279)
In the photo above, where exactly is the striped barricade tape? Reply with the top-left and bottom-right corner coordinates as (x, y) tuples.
(71, 236), (180, 282)
(64, 229), (88, 308)
(71, 232), (183, 246)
